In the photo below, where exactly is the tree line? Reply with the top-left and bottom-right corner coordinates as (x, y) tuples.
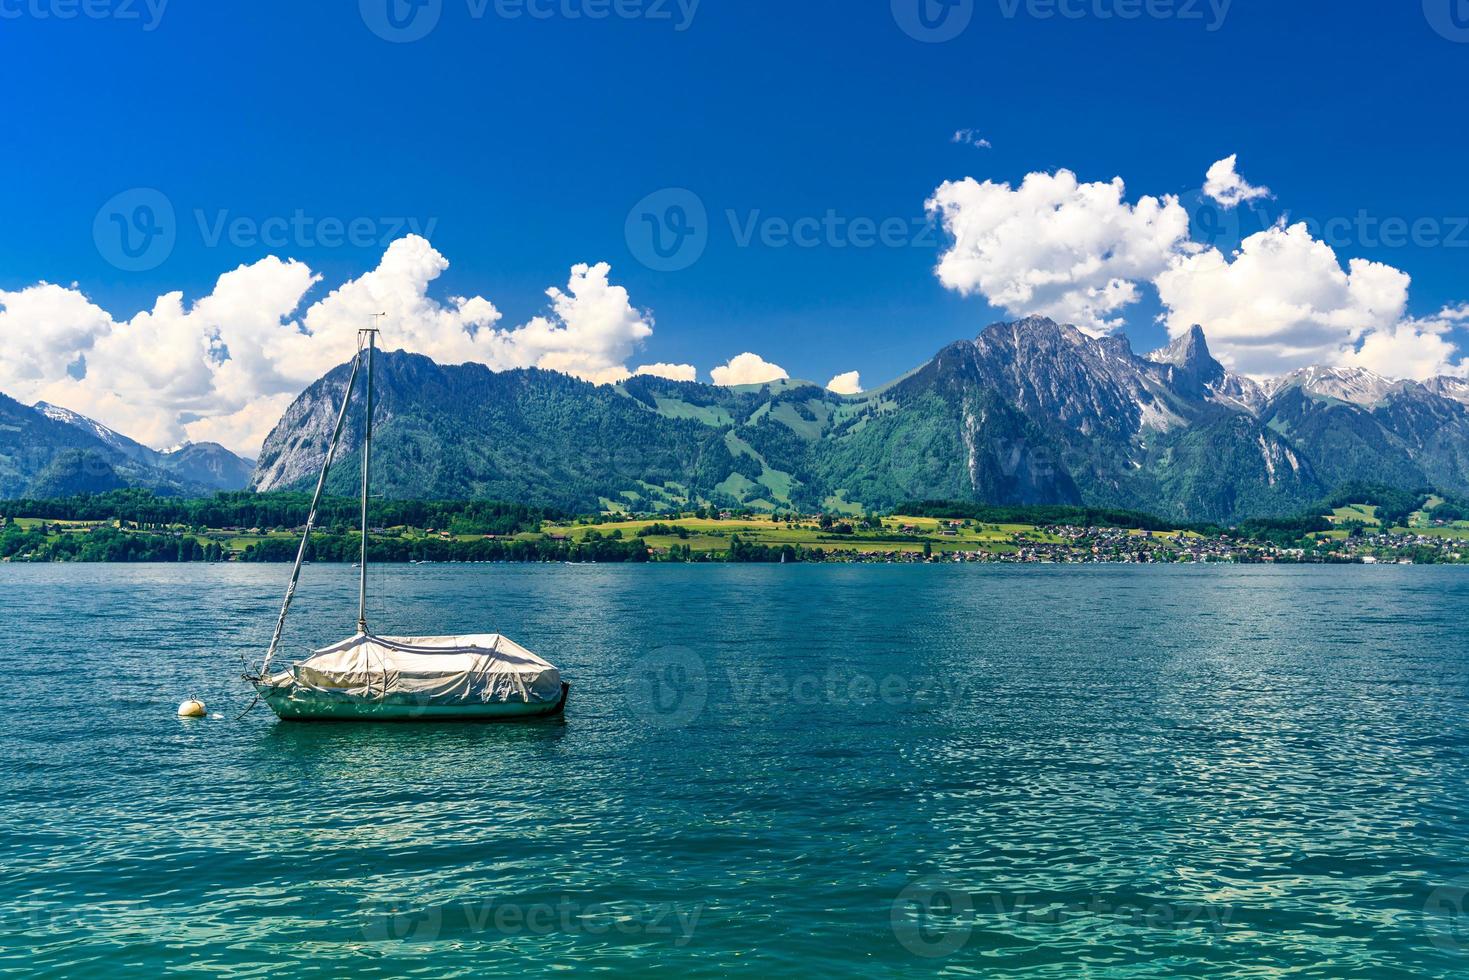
(1, 523), (228, 563)
(0, 489), (557, 535)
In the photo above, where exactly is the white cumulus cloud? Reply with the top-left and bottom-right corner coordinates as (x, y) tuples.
(0, 282), (115, 390)
(0, 236), (663, 454)
(634, 362), (698, 382)
(826, 371), (862, 394)
(1203, 154), (1272, 208)
(930, 161), (1469, 380)
(710, 352), (788, 387)
(1338, 314), (1469, 381)
(494, 260), (653, 385)
(926, 170), (1193, 334)
(11, 256), (323, 450)
(1155, 221), (1424, 376)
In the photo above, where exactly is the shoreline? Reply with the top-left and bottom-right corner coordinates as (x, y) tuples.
(0, 553), (1451, 567)
(8, 498), (1469, 566)
(6, 526), (1466, 566)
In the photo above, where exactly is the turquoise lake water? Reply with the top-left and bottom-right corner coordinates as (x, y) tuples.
(4, 563), (1469, 977)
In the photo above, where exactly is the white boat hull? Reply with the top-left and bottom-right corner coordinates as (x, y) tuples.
(255, 680), (569, 722)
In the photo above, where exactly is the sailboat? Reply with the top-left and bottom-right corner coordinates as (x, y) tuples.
(246, 326), (570, 722)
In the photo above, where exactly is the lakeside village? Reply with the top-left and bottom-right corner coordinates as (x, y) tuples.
(4, 492), (1469, 565)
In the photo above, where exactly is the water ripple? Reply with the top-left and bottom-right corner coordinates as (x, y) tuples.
(1, 564), (1468, 976)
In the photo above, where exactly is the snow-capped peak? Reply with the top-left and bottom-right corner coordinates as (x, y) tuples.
(1268, 366), (1398, 408)
(35, 401), (128, 447)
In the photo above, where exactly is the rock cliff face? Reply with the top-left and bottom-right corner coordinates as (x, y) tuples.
(246, 318), (1469, 523)
(248, 369), (358, 493)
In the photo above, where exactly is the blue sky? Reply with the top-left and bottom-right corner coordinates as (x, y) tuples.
(1, 0), (1467, 447)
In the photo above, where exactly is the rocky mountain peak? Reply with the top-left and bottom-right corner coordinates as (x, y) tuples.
(1151, 324), (1210, 367)
(978, 315), (1093, 350)
(958, 315), (1188, 439)
(1147, 325), (1225, 392)
(1424, 376), (1469, 406)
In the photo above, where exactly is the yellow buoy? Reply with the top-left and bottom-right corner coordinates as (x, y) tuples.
(177, 699), (207, 718)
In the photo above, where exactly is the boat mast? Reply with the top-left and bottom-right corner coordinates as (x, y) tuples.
(358, 317), (382, 633)
(257, 335), (365, 678)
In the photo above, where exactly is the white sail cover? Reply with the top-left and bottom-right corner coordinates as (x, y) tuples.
(269, 633), (563, 705)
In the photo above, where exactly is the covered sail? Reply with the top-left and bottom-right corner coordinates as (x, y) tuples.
(264, 633), (564, 707)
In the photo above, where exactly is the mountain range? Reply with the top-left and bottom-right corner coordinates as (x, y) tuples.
(8, 316), (1469, 521)
(243, 317), (1469, 523)
(0, 393), (254, 498)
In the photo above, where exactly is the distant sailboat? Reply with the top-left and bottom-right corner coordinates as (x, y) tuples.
(245, 326), (569, 722)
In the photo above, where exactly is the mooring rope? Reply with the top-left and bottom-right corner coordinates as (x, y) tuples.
(235, 691), (261, 721)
